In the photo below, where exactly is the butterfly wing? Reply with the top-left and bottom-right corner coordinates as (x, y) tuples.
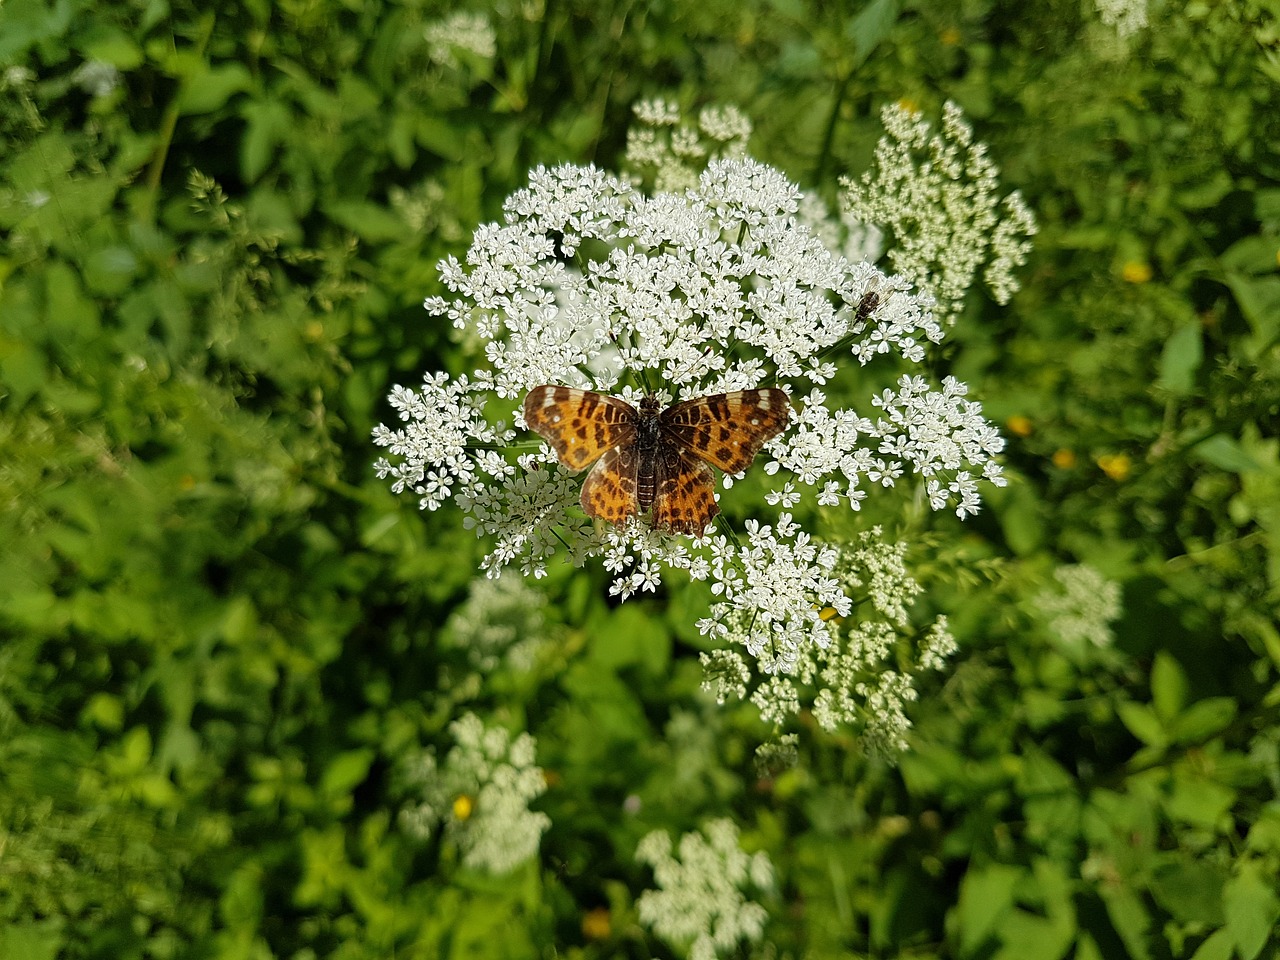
(660, 388), (791, 473)
(650, 445), (720, 535)
(580, 445), (640, 525)
(523, 385), (638, 472)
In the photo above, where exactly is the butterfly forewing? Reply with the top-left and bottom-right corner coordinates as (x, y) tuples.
(523, 383), (791, 535)
(650, 446), (720, 535)
(660, 389), (791, 474)
(523, 385), (638, 472)
(580, 446), (640, 524)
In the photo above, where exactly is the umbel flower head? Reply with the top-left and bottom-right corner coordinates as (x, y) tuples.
(635, 819), (773, 960)
(374, 154), (1007, 738)
(398, 713), (550, 874)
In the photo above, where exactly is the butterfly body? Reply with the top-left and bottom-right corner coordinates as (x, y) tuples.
(523, 385), (790, 535)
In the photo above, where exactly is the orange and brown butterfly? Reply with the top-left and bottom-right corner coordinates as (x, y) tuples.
(522, 385), (791, 535)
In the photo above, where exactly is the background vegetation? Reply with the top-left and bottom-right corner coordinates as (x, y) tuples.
(2, 0), (1278, 957)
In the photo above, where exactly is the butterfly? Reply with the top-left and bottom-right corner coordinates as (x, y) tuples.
(523, 385), (791, 535)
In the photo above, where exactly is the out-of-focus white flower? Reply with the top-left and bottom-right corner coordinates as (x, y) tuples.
(444, 575), (548, 672)
(399, 713), (549, 874)
(625, 99), (752, 192)
(1036, 564), (1123, 651)
(71, 60), (120, 98)
(843, 101), (1037, 324)
(636, 819), (773, 960)
(424, 11), (496, 69)
(1096, 0), (1148, 38)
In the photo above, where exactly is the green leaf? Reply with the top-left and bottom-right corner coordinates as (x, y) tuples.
(1163, 777), (1237, 830)
(1157, 323), (1202, 396)
(79, 26), (144, 69)
(1150, 651), (1187, 723)
(240, 100), (292, 183)
(1100, 885), (1152, 960)
(1224, 273), (1280, 344)
(0, 920), (65, 960)
(589, 603), (672, 675)
(320, 748), (376, 797)
(1220, 235), (1280, 274)
(993, 909), (1074, 960)
(1224, 862), (1280, 960)
(1168, 697), (1237, 743)
(324, 200), (410, 243)
(1117, 701), (1165, 748)
(1151, 861), (1227, 925)
(1193, 434), (1261, 473)
(178, 61), (253, 114)
(845, 0), (900, 68)
(1189, 928), (1237, 960)
(956, 864), (1023, 957)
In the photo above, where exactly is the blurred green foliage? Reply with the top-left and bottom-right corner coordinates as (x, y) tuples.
(1, 0), (1278, 958)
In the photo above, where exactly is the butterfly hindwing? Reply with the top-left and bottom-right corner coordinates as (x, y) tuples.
(580, 445), (640, 525)
(523, 385), (638, 472)
(660, 388), (791, 474)
(650, 445), (720, 535)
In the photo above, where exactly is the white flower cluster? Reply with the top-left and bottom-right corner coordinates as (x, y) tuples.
(373, 156), (1010, 736)
(444, 575), (548, 673)
(424, 11), (496, 69)
(625, 98), (752, 192)
(796, 190), (885, 266)
(1036, 564), (1123, 652)
(1096, 0), (1148, 38)
(399, 713), (550, 874)
(702, 528), (956, 755)
(636, 819), (773, 960)
(71, 60), (120, 98)
(843, 101), (1038, 323)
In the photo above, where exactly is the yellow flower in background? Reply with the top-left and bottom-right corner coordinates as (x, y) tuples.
(1122, 260), (1153, 283)
(1005, 414), (1033, 437)
(1052, 448), (1077, 469)
(582, 907), (611, 940)
(940, 26), (962, 45)
(452, 794), (474, 821)
(1097, 452), (1131, 481)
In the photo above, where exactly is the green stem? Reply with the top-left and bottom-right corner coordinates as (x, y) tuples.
(143, 14), (215, 224)
(814, 71), (853, 186)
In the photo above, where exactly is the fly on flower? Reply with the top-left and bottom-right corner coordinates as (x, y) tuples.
(523, 386), (791, 535)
